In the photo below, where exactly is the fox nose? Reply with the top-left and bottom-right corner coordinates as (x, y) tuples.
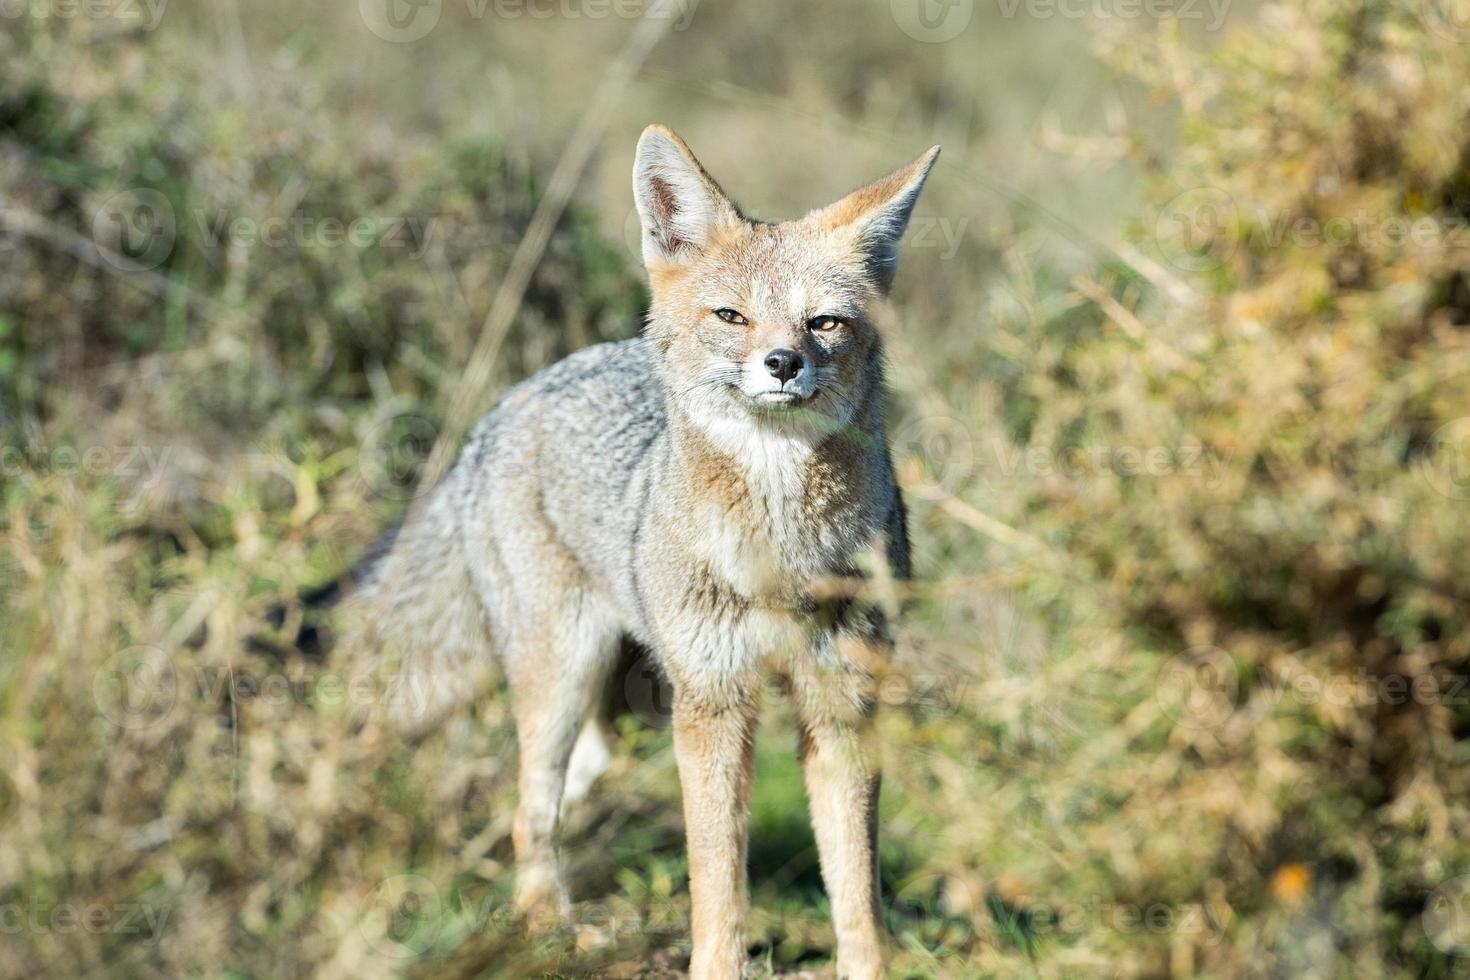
(763, 348), (804, 383)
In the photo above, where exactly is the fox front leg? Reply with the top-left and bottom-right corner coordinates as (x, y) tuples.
(791, 633), (887, 979)
(671, 682), (761, 979)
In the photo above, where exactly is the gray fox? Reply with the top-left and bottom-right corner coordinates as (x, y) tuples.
(347, 125), (937, 979)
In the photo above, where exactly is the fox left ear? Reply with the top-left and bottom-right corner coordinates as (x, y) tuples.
(632, 125), (742, 269)
(818, 146), (940, 291)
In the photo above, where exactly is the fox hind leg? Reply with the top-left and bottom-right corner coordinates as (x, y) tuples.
(561, 715), (615, 814)
(505, 600), (619, 921)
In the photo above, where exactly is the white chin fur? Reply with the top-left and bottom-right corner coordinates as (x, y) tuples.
(675, 360), (853, 449)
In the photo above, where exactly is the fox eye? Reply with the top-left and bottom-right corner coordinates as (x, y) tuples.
(807, 314), (844, 332)
(712, 308), (748, 325)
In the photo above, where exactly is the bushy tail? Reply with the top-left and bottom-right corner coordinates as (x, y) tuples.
(341, 480), (495, 735)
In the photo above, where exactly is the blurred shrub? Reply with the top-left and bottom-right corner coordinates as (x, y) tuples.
(1004, 1), (1470, 971)
(0, 21), (643, 430)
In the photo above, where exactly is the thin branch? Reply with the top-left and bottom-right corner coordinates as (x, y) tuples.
(1071, 274), (1199, 376)
(420, 8), (678, 489)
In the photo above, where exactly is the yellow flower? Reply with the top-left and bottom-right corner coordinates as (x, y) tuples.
(1272, 863), (1311, 906)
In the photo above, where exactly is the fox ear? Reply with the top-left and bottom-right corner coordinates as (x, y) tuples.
(633, 125), (741, 267)
(819, 146), (940, 291)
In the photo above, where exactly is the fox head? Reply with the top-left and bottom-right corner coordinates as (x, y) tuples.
(632, 125), (938, 441)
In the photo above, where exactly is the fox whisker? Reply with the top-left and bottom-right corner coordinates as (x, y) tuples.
(676, 366), (742, 400)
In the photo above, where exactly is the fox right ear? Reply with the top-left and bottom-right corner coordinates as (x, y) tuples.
(633, 125), (741, 267)
(818, 145), (940, 292)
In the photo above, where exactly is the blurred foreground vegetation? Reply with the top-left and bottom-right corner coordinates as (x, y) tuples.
(3, 1), (1470, 976)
